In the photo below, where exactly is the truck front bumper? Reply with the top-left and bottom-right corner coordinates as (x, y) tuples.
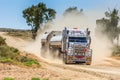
(67, 55), (86, 63)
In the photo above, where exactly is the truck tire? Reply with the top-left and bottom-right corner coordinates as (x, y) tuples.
(63, 53), (68, 64)
(86, 61), (91, 65)
(41, 46), (47, 57)
(49, 48), (58, 58)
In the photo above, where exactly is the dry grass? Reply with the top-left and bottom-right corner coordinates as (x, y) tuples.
(0, 35), (40, 68)
(6, 31), (32, 40)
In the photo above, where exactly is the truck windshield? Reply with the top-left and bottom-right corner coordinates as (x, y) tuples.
(69, 37), (87, 42)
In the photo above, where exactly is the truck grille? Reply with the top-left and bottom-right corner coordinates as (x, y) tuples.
(74, 45), (85, 53)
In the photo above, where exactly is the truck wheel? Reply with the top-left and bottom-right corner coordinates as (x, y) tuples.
(86, 61), (91, 65)
(41, 46), (48, 57)
(64, 54), (68, 64)
(41, 47), (45, 56)
(49, 48), (58, 58)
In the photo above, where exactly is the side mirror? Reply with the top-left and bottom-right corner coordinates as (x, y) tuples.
(88, 31), (90, 35)
(45, 32), (47, 34)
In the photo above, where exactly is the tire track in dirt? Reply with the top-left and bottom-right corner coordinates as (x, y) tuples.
(42, 61), (119, 80)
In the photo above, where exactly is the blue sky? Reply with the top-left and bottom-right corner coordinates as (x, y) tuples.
(0, 0), (120, 29)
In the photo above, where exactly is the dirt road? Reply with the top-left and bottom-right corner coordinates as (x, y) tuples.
(0, 32), (120, 80)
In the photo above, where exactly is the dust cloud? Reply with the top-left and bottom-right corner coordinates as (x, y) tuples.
(23, 29), (63, 64)
(24, 11), (113, 65)
(91, 31), (112, 65)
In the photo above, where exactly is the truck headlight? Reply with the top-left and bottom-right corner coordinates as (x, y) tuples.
(68, 49), (73, 55)
(69, 43), (74, 47)
(68, 50), (71, 53)
(86, 51), (92, 56)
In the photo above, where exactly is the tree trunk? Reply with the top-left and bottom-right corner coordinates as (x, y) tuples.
(117, 34), (119, 47)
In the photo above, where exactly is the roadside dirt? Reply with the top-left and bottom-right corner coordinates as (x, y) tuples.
(0, 32), (120, 80)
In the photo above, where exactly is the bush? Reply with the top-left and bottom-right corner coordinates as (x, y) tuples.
(112, 46), (120, 56)
(0, 36), (6, 45)
(43, 78), (49, 80)
(0, 36), (19, 59)
(23, 59), (40, 67)
(31, 78), (40, 80)
(0, 36), (40, 67)
(31, 78), (49, 80)
(0, 45), (19, 59)
(10, 47), (19, 53)
(0, 45), (40, 67)
(16, 56), (28, 62)
(0, 58), (14, 64)
(3, 77), (15, 80)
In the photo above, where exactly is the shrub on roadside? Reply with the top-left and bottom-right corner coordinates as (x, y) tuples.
(23, 58), (40, 67)
(31, 78), (49, 80)
(31, 78), (40, 80)
(112, 45), (120, 56)
(16, 55), (28, 62)
(0, 58), (14, 64)
(3, 77), (15, 80)
(43, 78), (49, 80)
(0, 45), (19, 60)
(0, 36), (40, 67)
(0, 36), (6, 45)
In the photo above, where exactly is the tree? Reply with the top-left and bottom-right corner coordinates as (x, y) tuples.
(96, 8), (120, 45)
(105, 9), (120, 44)
(23, 2), (56, 39)
(63, 7), (83, 16)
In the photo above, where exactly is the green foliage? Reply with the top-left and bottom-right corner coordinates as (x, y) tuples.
(3, 77), (15, 80)
(31, 78), (40, 80)
(105, 9), (119, 26)
(104, 8), (120, 43)
(0, 45), (19, 59)
(0, 58), (14, 64)
(0, 36), (19, 63)
(0, 45), (40, 66)
(0, 45), (21, 65)
(0, 36), (6, 45)
(23, 58), (40, 67)
(23, 2), (56, 39)
(42, 78), (49, 80)
(16, 56), (28, 62)
(112, 45), (120, 56)
(63, 7), (83, 16)
(0, 36), (19, 64)
(0, 36), (40, 67)
(31, 78), (49, 80)
(96, 8), (120, 45)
